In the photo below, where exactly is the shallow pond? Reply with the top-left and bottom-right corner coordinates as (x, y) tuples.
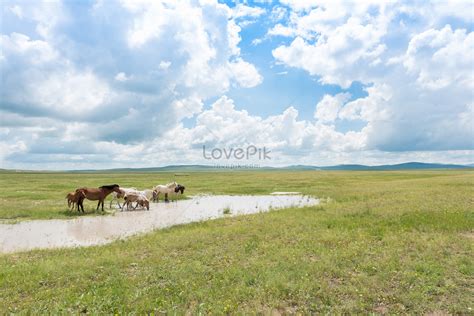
(0, 194), (319, 253)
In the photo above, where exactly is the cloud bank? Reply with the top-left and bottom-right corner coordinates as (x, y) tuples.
(0, 0), (472, 169)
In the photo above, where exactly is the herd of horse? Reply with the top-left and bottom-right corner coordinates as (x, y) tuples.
(66, 182), (185, 213)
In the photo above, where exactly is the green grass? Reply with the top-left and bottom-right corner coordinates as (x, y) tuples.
(0, 170), (473, 313)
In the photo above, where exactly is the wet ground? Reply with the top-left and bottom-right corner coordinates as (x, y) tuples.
(0, 194), (319, 254)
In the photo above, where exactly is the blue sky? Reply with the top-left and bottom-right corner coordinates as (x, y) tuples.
(0, 0), (473, 170)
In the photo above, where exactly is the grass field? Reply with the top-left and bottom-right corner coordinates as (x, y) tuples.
(0, 170), (473, 313)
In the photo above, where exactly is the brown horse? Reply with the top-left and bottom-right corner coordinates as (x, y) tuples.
(76, 184), (121, 213)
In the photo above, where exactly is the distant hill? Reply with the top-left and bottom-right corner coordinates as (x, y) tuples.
(1, 162), (471, 173)
(65, 165), (218, 173)
(273, 162), (473, 171)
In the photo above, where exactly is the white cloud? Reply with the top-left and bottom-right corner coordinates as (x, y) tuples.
(231, 4), (265, 19)
(401, 25), (474, 90)
(1, 0), (473, 169)
(114, 72), (129, 82)
(270, 6), (287, 21)
(229, 58), (263, 88)
(314, 93), (350, 122)
(171, 96), (367, 155)
(171, 96), (203, 120)
(251, 38), (263, 46)
(1, 32), (57, 64)
(270, 1), (474, 154)
(279, 0), (319, 12)
(0, 0), (264, 168)
(338, 84), (391, 122)
(9, 5), (23, 18)
(33, 70), (112, 114)
(158, 61), (171, 70)
(272, 13), (389, 87)
(267, 23), (295, 37)
(122, 0), (171, 48)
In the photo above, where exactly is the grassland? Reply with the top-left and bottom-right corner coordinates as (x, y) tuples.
(0, 170), (473, 313)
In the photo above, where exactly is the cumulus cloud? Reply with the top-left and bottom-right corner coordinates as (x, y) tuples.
(229, 58), (263, 88)
(270, 0), (474, 154)
(401, 25), (474, 90)
(314, 93), (351, 123)
(231, 3), (265, 19)
(0, 0), (264, 168)
(0, 0), (472, 169)
(169, 96), (367, 156)
(272, 11), (389, 87)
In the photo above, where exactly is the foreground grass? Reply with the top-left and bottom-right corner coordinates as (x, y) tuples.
(0, 170), (473, 313)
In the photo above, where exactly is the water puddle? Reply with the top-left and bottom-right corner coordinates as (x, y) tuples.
(0, 195), (319, 254)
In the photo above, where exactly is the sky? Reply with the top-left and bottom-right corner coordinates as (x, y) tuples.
(0, 0), (473, 170)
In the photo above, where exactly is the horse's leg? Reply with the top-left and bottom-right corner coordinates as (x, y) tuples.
(165, 193), (169, 203)
(78, 199), (83, 213)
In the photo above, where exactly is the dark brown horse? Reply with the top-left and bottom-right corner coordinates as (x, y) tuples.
(76, 184), (121, 212)
(175, 184), (185, 195)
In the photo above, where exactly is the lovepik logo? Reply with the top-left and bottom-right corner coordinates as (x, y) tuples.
(202, 145), (271, 160)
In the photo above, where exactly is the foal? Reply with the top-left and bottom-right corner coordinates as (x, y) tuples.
(66, 190), (86, 211)
(76, 184), (121, 213)
(123, 193), (150, 211)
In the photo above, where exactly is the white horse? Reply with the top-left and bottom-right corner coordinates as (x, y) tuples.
(153, 182), (177, 202)
(110, 187), (137, 209)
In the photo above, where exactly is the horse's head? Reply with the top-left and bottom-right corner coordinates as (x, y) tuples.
(175, 184), (185, 194)
(167, 181), (177, 188)
(74, 189), (86, 199)
(117, 188), (126, 198)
